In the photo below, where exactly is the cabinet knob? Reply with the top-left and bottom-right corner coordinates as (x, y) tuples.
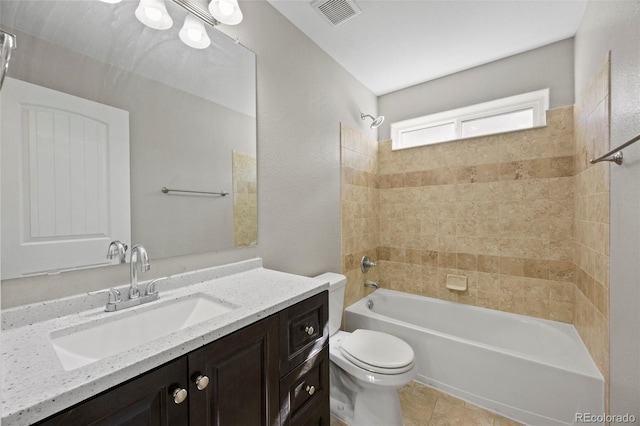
(194, 374), (210, 391)
(304, 326), (314, 336)
(172, 387), (188, 404)
(305, 385), (316, 396)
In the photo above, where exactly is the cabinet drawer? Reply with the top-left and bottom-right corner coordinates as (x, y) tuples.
(280, 346), (329, 426)
(296, 400), (330, 426)
(279, 291), (328, 373)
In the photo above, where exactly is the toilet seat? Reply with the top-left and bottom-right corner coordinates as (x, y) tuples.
(339, 329), (414, 375)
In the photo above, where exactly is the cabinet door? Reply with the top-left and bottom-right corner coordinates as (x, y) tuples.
(296, 400), (331, 426)
(37, 357), (188, 426)
(188, 316), (279, 426)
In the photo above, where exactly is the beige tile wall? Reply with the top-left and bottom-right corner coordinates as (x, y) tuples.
(341, 82), (611, 414)
(376, 107), (576, 322)
(573, 54), (610, 411)
(340, 124), (380, 308)
(340, 97), (610, 408)
(232, 151), (258, 247)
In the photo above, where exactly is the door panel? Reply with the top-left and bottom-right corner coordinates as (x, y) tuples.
(1, 77), (130, 278)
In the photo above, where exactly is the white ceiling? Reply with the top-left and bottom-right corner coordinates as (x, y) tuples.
(266, 0), (588, 95)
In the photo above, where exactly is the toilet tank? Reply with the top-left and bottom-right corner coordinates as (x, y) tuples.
(315, 272), (347, 336)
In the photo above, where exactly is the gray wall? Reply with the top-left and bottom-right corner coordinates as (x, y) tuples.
(215, 0), (378, 275)
(574, 0), (640, 417)
(377, 38), (575, 140)
(1, 0), (377, 307)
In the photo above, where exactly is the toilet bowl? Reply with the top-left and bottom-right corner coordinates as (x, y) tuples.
(315, 273), (416, 426)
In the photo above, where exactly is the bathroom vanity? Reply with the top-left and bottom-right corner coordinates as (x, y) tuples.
(1, 259), (329, 426)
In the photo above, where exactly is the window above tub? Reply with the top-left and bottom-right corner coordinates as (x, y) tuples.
(390, 88), (549, 150)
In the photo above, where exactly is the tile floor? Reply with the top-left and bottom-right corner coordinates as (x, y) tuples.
(330, 381), (522, 426)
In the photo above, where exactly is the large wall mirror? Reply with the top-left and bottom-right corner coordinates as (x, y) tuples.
(0, 0), (257, 280)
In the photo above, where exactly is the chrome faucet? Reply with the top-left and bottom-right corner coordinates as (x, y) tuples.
(129, 244), (150, 300)
(106, 240), (128, 264)
(89, 244), (163, 312)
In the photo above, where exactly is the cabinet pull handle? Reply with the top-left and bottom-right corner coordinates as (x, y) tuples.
(172, 387), (188, 404)
(305, 385), (316, 396)
(194, 374), (210, 391)
(304, 326), (314, 335)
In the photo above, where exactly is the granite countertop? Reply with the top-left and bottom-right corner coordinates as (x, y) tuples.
(1, 258), (329, 425)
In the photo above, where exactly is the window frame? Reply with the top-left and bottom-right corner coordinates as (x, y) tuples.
(390, 88), (550, 151)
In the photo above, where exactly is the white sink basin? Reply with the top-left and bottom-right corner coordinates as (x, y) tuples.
(50, 294), (237, 371)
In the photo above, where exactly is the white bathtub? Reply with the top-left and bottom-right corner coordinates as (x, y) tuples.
(344, 289), (604, 425)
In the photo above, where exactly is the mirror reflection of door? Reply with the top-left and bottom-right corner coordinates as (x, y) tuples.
(1, 77), (131, 279)
(0, 0), (257, 279)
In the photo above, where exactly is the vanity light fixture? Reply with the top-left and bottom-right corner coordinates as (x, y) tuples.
(135, 0), (174, 30)
(179, 0), (211, 48)
(208, 0), (243, 25)
(101, 0), (243, 49)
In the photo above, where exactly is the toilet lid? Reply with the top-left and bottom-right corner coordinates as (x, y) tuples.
(340, 329), (414, 372)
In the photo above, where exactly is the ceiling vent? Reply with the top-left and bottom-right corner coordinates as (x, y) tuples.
(311, 0), (362, 27)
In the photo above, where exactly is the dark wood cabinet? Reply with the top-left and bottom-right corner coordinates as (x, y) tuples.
(38, 357), (189, 426)
(279, 292), (330, 426)
(278, 292), (329, 373)
(37, 291), (329, 426)
(279, 346), (330, 426)
(188, 315), (279, 426)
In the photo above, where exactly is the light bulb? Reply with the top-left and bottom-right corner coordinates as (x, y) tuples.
(135, 0), (173, 30)
(145, 6), (163, 21)
(187, 28), (203, 42)
(179, 14), (211, 49)
(218, 0), (235, 16)
(209, 0), (243, 25)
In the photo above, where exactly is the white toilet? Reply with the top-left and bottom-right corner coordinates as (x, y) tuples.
(316, 273), (416, 426)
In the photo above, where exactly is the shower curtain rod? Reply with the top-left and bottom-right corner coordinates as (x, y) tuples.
(590, 133), (640, 166)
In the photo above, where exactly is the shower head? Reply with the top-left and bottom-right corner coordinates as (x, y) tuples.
(361, 113), (384, 129)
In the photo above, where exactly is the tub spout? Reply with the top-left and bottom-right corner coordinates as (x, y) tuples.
(364, 280), (379, 289)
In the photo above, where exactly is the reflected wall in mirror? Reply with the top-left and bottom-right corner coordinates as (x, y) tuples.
(0, 0), (257, 280)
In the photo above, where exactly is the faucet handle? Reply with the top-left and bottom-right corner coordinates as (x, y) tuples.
(144, 278), (165, 296)
(106, 241), (128, 264)
(88, 288), (122, 305)
(361, 255), (378, 273)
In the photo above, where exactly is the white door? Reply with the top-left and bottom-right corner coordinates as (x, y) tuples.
(1, 77), (130, 279)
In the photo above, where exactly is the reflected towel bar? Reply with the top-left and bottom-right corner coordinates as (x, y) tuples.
(161, 187), (229, 196)
(590, 134), (640, 165)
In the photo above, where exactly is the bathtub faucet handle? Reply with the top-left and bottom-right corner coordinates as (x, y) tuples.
(361, 255), (378, 273)
(364, 280), (379, 289)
